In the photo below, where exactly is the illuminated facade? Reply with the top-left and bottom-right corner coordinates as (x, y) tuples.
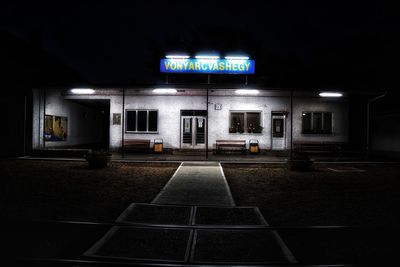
(31, 87), (349, 152)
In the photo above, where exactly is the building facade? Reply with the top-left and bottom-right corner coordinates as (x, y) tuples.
(32, 87), (349, 152)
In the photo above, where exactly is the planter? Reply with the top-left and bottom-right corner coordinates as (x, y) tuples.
(85, 152), (112, 168)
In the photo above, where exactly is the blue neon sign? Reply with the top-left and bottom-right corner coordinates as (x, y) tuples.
(160, 59), (255, 74)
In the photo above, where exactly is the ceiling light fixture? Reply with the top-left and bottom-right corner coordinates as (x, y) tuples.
(235, 89), (259, 95)
(153, 88), (177, 94)
(70, 88), (95, 94)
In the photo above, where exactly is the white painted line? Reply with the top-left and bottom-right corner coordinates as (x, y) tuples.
(327, 167), (366, 172)
(115, 203), (136, 223)
(271, 230), (298, 263)
(152, 162), (184, 204)
(218, 162), (236, 207)
(84, 226), (119, 257)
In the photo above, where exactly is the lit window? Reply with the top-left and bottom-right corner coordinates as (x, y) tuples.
(126, 110), (158, 133)
(229, 111), (262, 133)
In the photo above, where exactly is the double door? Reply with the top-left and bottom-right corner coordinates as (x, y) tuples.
(181, 116), (206, 149)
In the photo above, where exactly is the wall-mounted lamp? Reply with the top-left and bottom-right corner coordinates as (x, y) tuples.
(225, 56), (250, 60)
(153, 88), (177, 94)
(319, 92), (343, 97)
(165, 55), (190, 59)
(195, 55), (220, 60)
(70, 88), (95, 94)
(235, 89), (259, 95)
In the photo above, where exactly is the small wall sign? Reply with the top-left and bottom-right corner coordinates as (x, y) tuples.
(215, 103), (222, 110)
(113, 113), (121, 125)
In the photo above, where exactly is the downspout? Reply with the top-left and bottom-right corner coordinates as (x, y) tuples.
(290, 90), (293, 160)
(23, 94), (27, 156)
(366, 91), (387, 159)
(206, 88), (209, 160)
(121, 88), (125, 158)
(37, 89), (41, 150)
(43, 88), (46, 149)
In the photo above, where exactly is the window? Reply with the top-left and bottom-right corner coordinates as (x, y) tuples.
(302, 112), (332, 134)
(126, 110), (158, 133)
(273, 118), (284, 137)
(229, 111), (262, 133)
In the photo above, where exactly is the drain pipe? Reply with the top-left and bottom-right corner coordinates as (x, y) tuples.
(23, 94), (27, 156)
(206, 88), (209, 160)
(290, 90), (293, 160)
(366, 91), (387, 159)
(43, 88), (46, 149)
(121, 88), (125, 158)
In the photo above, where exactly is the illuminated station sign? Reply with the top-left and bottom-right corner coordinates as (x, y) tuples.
(160, 55), (255, 75)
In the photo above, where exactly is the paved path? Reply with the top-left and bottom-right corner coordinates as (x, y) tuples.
(152, 162), (235, 207)
(83, 162), (297, 264)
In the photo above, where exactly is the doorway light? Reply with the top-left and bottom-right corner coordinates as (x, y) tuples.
(235, 89), (259, 95)
(153, 88), (177, 94)
(70, 88), (95, 94)
(319, 92), (343, 97)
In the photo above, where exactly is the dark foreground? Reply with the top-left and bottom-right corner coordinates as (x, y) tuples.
(1, 159), (399, 265)
(223, 163), (400, 226)
(0, 159), (178, 221)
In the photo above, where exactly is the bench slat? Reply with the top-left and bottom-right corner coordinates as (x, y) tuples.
(215, 140), (247, 154)
(122, 139), (151, 152)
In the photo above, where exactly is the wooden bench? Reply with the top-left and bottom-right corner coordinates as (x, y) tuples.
(122, 139), (151, 153)
(293, 141), (345, 156)
(216, 140), (246, 154)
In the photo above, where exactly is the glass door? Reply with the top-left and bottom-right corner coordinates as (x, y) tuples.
(271, 112), (286, 150)
(181, 116), (206, 149)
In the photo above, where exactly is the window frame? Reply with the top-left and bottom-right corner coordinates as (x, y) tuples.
(125, 109), (158, 134)
(301, 111), (333, 135)
(229, 110), (263, 134)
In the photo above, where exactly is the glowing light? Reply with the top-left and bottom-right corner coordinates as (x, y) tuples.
(70, 88), (95, 94)
(319, 92), (343, 97)
(225, 56), (250, 60)
(165, 55), (190, 59)
(235, 89), (259, 95)
(153, 88), (177, 94)
(195, 55), (220, 60)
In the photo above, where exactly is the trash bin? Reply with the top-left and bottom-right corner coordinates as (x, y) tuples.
(249, 139), (259, 154)
(153, 139), (163, 153)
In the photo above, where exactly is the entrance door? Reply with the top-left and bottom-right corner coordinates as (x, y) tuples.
(271, 112), (286, 150)
(181, 116), (206, 149)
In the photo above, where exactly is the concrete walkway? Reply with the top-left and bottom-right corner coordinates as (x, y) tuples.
(152, 162), (235, 207)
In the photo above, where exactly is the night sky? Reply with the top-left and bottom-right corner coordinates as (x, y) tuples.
(1, 1), (397, 88)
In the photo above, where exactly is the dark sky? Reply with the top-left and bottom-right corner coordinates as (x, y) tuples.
(1, 1), (397, 87)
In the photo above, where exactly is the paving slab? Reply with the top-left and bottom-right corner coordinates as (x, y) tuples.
(116, 203), (193, 226)
(193, 206), (268, 227)
(191, 229), (290, 264)
(84, 226), (192, 262)
(152, 162), (235, 207)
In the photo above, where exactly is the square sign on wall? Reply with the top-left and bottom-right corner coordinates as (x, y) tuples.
(113, 113), (121, 125)
(215, 103), (222, 110)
